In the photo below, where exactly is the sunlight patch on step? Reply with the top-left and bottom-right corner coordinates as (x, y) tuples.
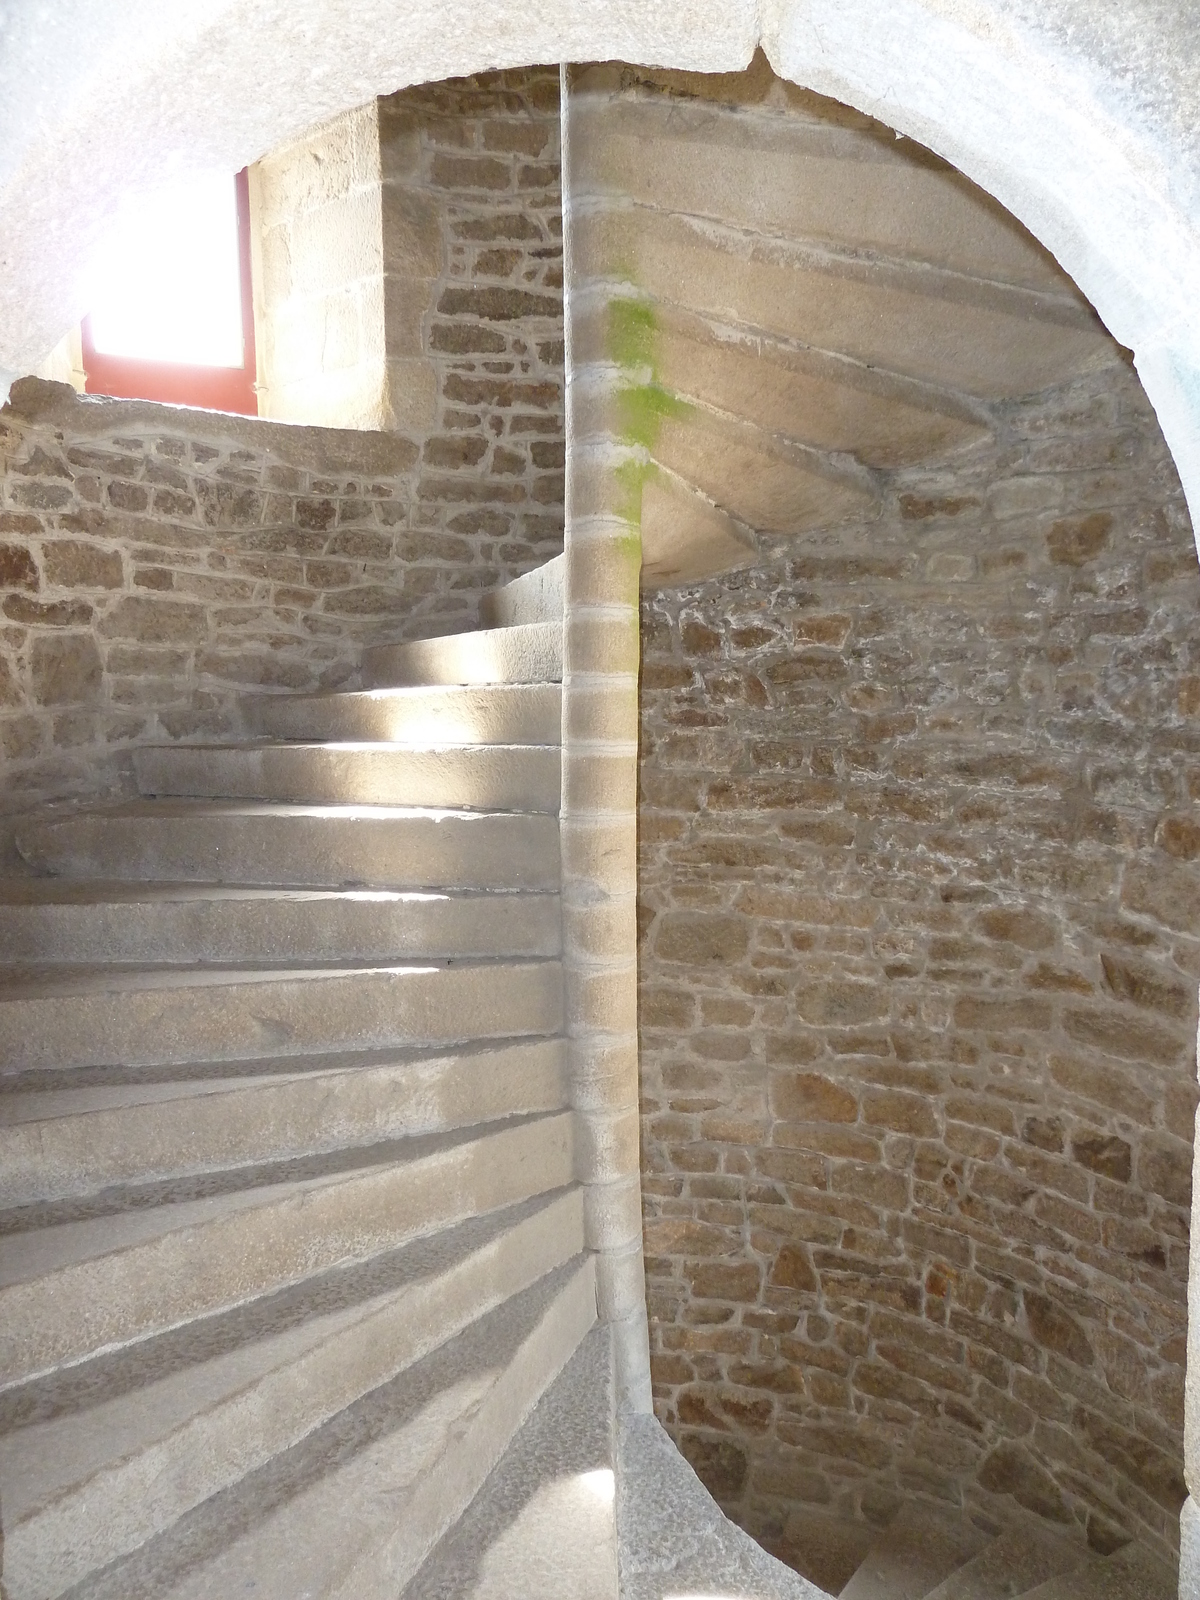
(466, 1467), (617, 1597)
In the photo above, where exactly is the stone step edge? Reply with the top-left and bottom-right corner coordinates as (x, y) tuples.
(0, 1035), (567, 1210)
(1, 1191), (585, 1600)
(329, 1253), (597, 1600)
(0, 1031), (564, 1096)
(0, 1111), (575, 1388)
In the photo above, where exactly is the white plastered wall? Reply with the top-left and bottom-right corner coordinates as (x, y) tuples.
(2, 0), (1199, 1577)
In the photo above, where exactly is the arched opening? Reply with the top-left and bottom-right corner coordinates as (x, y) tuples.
(2, 6), (1200, 1593)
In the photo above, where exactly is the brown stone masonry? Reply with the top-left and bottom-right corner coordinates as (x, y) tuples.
(0, 379), (537, 809)
(0, 73), (569, 813)
(637, 360), (1200, 1565)
(387, 64), (565, 605)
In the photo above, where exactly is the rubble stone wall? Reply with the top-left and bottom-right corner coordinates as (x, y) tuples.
(0, 379), (477, 808)
(637, 359), (1200, 1567)
(0, 69), (567, 813)
(381, 64), (565, 624)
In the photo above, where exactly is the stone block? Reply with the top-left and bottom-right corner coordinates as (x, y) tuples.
(583, 1175), (643, 1252)
(253, 101), (379, 228)
(0, 542), (39, 589)
(770, 1073), (859, 1124)
(41, 542), (124, 590)
(655, 912), (749, 965)
(380, 186), (444, 279)
(286, 188), (384, 299)
(381, 359), (439, 433)
(560, 816), (638, 895)
(563, 748), (637, 814)
(577, 1105), (641, 1185)
(29, 633), (102, 705)
(641, 468), (758, 588)
(573, 207), (1116, 400)
(570, 94), (1070, 293)
(652, 407), (875, 536)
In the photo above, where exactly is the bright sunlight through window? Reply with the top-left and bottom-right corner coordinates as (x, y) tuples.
(88, 173), (245, 368)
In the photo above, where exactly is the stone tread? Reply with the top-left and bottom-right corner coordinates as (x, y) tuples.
(405, 1320), (616, 1600)
(478, 555), (565, 629)
(0, 1034), (561, 1095)
(102, 1260), (597, 1600)
(839, 1506), (991, 1600)
(0, 881), (560, 965)
(243, 681), (562, 745)
(0, 1111), (575, 1388)
(922, 1521), (1086, 1600)
(133, 741), (562, 812)
(576, 207), (1114, 403)
(0, 957), (563, 1071)
(0, 1191), (584, 1600)
(616, 1411), (825, 1600)
(645, 304), (990, 470)
(362, 622), (563, 689)
(14, 801), (560, 890)
(1019, 1541), (1178, 1600)
(0, 1035), (566, 1207)
(566, 93), (1074, 294)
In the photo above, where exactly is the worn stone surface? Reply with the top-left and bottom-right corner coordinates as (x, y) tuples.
(637, 357), (1199, 1569)
(617, 1408), (825, 1599)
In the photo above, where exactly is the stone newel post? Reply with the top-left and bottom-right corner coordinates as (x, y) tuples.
(560, 62), (653, 1412)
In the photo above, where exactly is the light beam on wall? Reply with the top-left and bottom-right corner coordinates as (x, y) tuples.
(87, 173), (245, 368)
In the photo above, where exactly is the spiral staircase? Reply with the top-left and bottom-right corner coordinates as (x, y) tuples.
(0, 551), (1176, 1599)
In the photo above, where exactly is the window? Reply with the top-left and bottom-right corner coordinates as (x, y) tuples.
(81, 169), (257, 414)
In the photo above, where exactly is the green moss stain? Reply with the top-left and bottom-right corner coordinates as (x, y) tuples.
(613, 459), (653, 524)
(607, 297), (657, 372)
(604, 294), (690, 528)
(616, 382), (690, 451)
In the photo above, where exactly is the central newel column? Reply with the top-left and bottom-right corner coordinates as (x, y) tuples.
(560, 63), (653, 1411)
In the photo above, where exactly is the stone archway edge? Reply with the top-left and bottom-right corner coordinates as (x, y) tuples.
(3, 0), (1200, 1573)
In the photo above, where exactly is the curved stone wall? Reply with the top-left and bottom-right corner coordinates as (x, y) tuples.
(637, 356), (1199, 1568)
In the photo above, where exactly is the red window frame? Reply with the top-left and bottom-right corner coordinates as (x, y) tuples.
(81, 169), (257, 415)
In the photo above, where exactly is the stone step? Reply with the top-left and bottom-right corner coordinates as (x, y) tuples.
(639, 465), (759, 588)
(840, 1505), (991, 1600)
(133, 742), (561, 812)
(362, 622), (563, 689)
(243, 682), (562, 745)
(120, 1259), (597, 1600)
(405, 1321), (617, 1600)
(0, 881), (559, 965)
(615, 1412), (820, 1600)
(649, 401), (876, 536)
(0, 957), (562, 1072)
(649, 307), (988, 471)
(758, 1509), (876, 1594)
(922, 1521), (1084, 1600)
(0, 1035), (565, 1207)
(1020, 1541), (1178, 1600)
(14, 801), (560, 890)
(0, 1109), (575, 1388)
(575, 207), (1115, 402)
(479, 556), (565, 629)
(0, 1191), (584, 1600)
(566, 86), (1071, 295)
